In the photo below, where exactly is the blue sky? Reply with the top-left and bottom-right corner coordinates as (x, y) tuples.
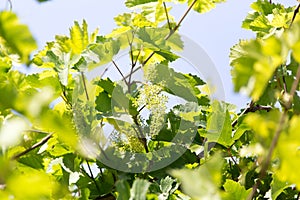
(10, 0), (297, 108)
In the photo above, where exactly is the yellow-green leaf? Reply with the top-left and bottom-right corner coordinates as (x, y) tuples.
(0, 11), (37, 63)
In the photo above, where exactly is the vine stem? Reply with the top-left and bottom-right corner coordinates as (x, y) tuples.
(12, 132), (53, 160)
(247, 112), (287, 200)
(247, 64), (300, 199)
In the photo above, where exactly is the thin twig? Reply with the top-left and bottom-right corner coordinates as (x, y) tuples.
(100, 67), (109, 79)
(81, 72), (90, 101)
(231, 102), (272, 128)
(133, 47), (142, 67)
(289, 64), (300, 97)
(231, 101), (254, 127)
(6, 0), (12, 10)
(163, 2), (172, 31)
(12, 133), (53, 160)
(138, 105), (146, 113)
(86, 160), (101, 194)
(127, 32), (136, 92)
(227, 148), (241, 172)
(167, 0), (197, 39)
(290, 3), (300, 28)
(281, 70), (288, 94)
(127, 33), (135, 69)
(112, 60), (129, 86)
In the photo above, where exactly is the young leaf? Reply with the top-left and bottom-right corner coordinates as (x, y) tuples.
(70, 20), (89, 55)
(230, 37), (287, 101)
(222, 179), (252, 200)
(190, 0), (226, 14)
(242, 0), (294, 38)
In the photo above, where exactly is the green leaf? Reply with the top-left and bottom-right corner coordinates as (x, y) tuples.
(116, 180), (131, 200)
(125, 0), (158, 8)
(18, 155), (44, 169)
(159, 176), (177, 198)
(271, 175), (289, 200)
(242, 0), (293, 38)
(79, 188), (90, 200)
(170, 153), (224, 200)
(284, 21), (300, 64)
(201, 101), (232, 147)
(137, 27), (169, 51)
(94, 78), (115, 114)
(230, 37), (287, 101)
(136, 27), (182, 61)
(244, 110), (281, 142)
(5, 169), (62, 199)
(275, 115), (300, 187)
(146, 63), (205, 103)
(0, 11), (37, 63)
(88, 38), (120, 67)
(130, 179), (151, 200)
(70, 20), (89, 55)
(95, 92), (112, 114)
(222, 179), (252, 200)
(189, 0), (226, 14)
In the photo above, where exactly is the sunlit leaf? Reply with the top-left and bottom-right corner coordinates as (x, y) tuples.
(70, 20), (89, 55)
(190, 0), (226, 14)
(230, 36), (287, 101)
(170, 153), (223, 200)
(222, 179), (252, 200)
(0, 11), (37, 63)
(242, 0), (293, 38)
(244, 110), (281, 142)
(275, 115), (300, 187)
